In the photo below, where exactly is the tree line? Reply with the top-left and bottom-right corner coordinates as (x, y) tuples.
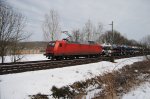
(42, 9), (150, 48)
(0, 1), (149, 63)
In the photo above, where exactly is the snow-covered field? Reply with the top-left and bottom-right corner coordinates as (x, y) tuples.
(0, 54), (149, 99)
(0, 54), (49, 63)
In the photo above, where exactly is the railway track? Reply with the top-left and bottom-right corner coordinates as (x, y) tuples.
(0, 57), (107, 75)
(0, 55), (143, 75)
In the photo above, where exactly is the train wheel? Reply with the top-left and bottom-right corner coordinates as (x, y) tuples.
(55, 56), (62, 60)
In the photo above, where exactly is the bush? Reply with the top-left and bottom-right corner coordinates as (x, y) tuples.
(30, 93), (48, 99)
(51, 86), (75, 98)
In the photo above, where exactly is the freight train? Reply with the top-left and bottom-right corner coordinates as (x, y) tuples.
(102, 44), (150, 56)
(44, 39), (150, 60)
(44, 39), (102, 60)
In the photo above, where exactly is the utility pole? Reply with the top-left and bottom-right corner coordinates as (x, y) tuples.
(109, 21), (114, 44)
(0, 16), (2, 41)
(109, 21), (114, 62)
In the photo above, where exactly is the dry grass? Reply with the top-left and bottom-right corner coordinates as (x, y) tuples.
(71, 60), (150, 99)
(93, 60), (150, 99)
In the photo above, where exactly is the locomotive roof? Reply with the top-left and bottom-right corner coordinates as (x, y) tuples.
(60, 39), (97, 45)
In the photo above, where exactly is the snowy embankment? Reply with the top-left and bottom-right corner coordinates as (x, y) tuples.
(0, 55), (146, 99)
(122, 82), (150, 99)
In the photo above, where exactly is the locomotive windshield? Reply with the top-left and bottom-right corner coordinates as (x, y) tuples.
(48, 41), (55, 47)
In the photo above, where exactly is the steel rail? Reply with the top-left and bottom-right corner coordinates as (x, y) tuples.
(0, 55), (143, 75)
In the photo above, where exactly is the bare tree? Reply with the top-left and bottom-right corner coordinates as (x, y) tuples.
(81, 20), (103, 42)
(99, 30), (128, 45)
(140, 35), (150, 60)
(95, 22), (103, 43)
(72, 29), (80, 42)
(10, 13), (29, 63)
(42, 9), (61, 41)
(141, 35), (150, 49)
(0, 1), (16, 63)
(82, 20), (94, 41)
(0, 1), (29, 63)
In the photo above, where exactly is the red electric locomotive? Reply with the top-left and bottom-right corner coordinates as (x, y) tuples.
(44, 39), (103, 59)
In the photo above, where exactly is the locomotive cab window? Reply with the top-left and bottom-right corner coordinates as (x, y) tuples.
(48, 42), (55, 47)
(59, 43), (62, 47)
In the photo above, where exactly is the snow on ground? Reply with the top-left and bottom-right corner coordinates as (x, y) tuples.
(0, 54), (49, 63)
(122, 82), (150, 99)
(0, 55), (146, 99)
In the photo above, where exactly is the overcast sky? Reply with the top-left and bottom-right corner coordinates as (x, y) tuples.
(6, 0), (150, 41)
